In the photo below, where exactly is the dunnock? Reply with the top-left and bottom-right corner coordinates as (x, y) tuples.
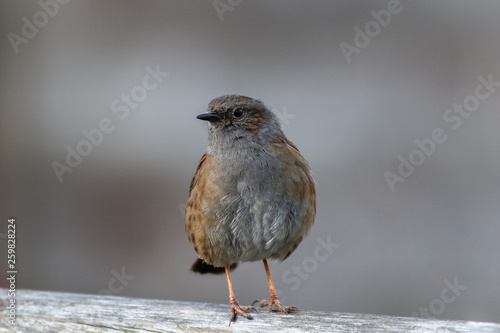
(185, 95), (316, 322)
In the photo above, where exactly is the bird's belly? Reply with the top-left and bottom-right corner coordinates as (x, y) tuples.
(206, 222), (299, 265)
(205, 189), (307, 266)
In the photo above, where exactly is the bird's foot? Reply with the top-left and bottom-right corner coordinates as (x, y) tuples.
(252, 294), (298, 313)
(229, 298), (257, 324)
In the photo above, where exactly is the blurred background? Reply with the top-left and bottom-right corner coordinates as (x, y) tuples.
(1, 0), (499, 324)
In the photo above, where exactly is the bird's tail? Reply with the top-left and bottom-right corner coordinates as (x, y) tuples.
(190, 258), (238, 274)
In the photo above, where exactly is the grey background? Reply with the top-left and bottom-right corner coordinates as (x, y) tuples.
(1, 0), (499, 324)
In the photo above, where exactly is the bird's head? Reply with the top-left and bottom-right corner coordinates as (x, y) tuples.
(197, 95), (283, 148)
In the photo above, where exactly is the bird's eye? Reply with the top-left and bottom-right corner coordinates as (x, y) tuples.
(233, 108), (244, 117)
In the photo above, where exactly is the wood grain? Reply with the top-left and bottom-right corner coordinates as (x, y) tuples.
(1, 289), (499, 332)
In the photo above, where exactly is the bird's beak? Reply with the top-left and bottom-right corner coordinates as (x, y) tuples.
(196, 111), (222, 122)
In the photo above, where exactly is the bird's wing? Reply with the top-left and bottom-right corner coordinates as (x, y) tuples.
(186, 152), (223, 266)
(188, 152), (209, 196)
(271, 138), (316, 260)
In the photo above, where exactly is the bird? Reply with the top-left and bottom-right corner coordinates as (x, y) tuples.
(185, 94), (316, 323)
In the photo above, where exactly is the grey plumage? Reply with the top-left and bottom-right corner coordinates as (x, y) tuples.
(186, 94), (316, 268)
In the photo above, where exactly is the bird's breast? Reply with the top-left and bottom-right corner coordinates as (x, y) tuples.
(206, 149), (312, 263)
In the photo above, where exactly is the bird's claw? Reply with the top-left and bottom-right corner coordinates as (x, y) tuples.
(229, 300), (257, 324)
(252, 296), (298, 313)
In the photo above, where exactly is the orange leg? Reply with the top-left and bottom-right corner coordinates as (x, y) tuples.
(254, 259), (298, 313)
(225, 264), (256, 323)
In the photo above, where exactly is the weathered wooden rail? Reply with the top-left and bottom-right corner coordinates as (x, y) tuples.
(0, 289), (499, 332)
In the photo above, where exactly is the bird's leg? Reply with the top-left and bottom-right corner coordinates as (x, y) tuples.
(254, 259), (298, 313)
(225, 264), (256, 323)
